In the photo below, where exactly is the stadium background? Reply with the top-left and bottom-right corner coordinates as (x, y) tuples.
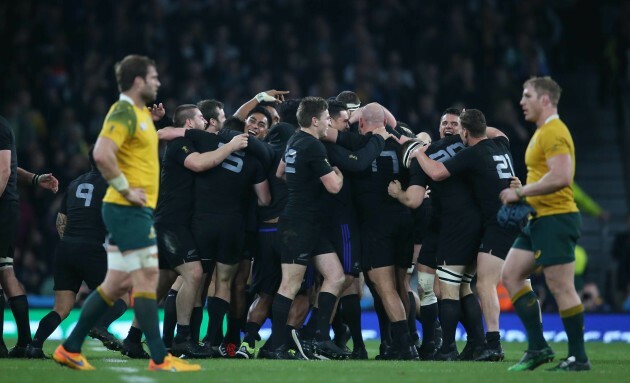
(1, 0), (629, 339)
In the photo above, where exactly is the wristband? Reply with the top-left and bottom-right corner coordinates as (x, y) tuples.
(255, 92), (275, 103)
(108, 173), (129, 192)
(31, 174), (41, 186)
(515, 186), (524, 200)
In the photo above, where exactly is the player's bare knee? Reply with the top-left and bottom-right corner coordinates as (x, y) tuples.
(184, 264), (203, 286)
(53, 302), (74, 320)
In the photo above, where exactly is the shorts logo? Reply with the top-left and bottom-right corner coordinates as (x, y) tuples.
(534, 250), (542, 259)
(182, 146), (190, 154)
(149, 226), (156, 239)
(297, 253), (309, 263)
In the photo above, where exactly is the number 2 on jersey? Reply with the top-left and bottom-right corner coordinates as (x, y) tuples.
(285, 148), (297, 174)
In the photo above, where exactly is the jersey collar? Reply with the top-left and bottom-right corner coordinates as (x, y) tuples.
(544, 114), (559, 125)
(119, 93), (134, 105)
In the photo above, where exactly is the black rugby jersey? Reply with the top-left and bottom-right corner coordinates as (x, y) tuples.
(444, 136), (514, 225)
(60, 169), (108, 243)
(154, 137), (199, 225)
(283, 130), (334, 218)
(189, 130), (266, 216)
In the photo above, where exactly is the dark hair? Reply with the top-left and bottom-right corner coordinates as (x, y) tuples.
(247, 106), (272, 129)
(442, 107), (461, 117)
(223, 116), (246, 132)
(196, 99), (224, 122)
(278, 98), (301, 127)
(172, 104), (199, 127)
(336, 91), (361, 107)
(459, 109), (486, 138)
(296, 97), (328, 128)
(524, 76), (562, 106)
(327, 99), (347, 119)
(259, 100), (276, 108)
(114, 55), (156, 92)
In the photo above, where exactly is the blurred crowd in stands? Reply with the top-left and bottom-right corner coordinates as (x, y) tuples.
(1, 0), (629, 311)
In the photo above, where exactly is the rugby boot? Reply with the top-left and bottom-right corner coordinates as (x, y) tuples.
(53, 345), (95, 370)
(25, 344), (47, 359)
(547, 356), (591, 372)
(121, 338), (150, 359)
(508, 347), (555, 371)
(148, 353), (201, 372)
(88, 326), (123, 351)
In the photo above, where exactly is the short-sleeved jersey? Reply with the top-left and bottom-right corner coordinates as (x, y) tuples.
(98, 95), (159, 208)
(154, 137), (197, 225)
(444, 136), (515, 225)
(336, 130), (417, 221)
(187, 129), (267, 216)
(60, 169), (108, 244)
(414, 135), (478, 221)
(0, 116), (18, 203)
(283, 130), (334, 218)
(525, 117), (578, 216)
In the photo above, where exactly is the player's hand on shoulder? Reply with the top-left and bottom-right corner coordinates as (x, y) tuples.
(229, 134), (249, 151)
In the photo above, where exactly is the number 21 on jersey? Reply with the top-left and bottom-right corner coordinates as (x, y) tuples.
(493, 154), (515, 179)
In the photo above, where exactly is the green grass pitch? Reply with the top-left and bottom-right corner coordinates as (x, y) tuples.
(1, 341), (629, 383)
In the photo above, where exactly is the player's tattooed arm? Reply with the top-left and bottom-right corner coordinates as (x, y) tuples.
(56, 212), (67, 238)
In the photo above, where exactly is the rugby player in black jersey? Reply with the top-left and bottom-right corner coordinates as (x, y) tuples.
(320, 100), (392, 359)
(155, 104), (248, 358)
(25, 149), (128, 358)
(184, 120), (270, 354)
(269, 97), (346, 360)
(414, 109), (521, 361)
(392, 108), (486, 360)
(328, 103), (420, 360)
(1, 116), (59, 357)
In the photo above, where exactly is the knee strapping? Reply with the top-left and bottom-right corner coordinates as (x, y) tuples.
(418, 272), (437, 306)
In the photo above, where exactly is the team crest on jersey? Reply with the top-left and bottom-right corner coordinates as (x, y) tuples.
(348, 154), (357, 160)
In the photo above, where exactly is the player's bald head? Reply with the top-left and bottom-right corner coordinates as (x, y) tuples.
(361, 103), (384, 127)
